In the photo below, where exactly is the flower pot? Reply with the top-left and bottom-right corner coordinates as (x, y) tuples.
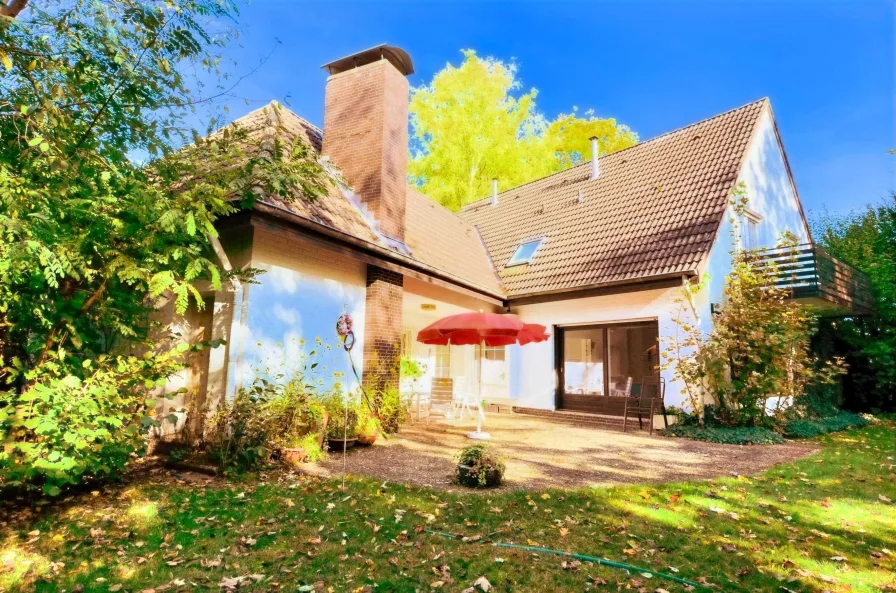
(457, 463), (503, 488)
(356, 430), (378, 447)
(327, 437), (357, 451)
(281, 447), (307, 466)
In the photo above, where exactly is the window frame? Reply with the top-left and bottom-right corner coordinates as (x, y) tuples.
(506, 238), (544, 267)
(554, 320), (660, 412)
(741, 210), (762, 251)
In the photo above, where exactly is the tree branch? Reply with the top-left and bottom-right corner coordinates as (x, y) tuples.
(0, 0), (29, 19)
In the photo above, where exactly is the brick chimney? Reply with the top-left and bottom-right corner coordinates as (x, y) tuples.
(322, 45), (413, 241)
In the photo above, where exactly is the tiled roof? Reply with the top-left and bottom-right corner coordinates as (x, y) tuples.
(405, 187), (502, 295)
(459, 99), (768, 297)
(230, 102), (504, 297)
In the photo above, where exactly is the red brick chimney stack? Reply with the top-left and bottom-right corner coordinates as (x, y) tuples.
(321, 45), (413, 242)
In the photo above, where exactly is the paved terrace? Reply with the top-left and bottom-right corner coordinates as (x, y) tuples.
(305, 412), (817, 492)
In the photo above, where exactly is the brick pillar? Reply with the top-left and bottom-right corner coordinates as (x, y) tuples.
(362, 265), (403, 394)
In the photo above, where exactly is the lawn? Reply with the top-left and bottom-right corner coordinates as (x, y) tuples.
(1, 420), (894, 593)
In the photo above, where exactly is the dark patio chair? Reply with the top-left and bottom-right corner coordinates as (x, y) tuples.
(640, 375), (667, 429)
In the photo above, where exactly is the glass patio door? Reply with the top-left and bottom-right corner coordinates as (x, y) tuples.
(557, 321), (659, 413)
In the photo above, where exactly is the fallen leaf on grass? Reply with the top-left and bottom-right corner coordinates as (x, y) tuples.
(460, 576), (492, 593)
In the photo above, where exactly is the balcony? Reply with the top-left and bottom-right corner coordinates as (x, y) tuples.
(755, 243), (873, 316)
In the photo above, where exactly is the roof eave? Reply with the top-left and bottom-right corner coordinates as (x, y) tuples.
(253, 200), (507, 302)
(506, 270), (699, 305)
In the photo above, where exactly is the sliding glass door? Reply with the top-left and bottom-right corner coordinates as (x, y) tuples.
(557, 321), (659, 413)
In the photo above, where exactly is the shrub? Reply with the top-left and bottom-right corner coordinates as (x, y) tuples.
(456, 444), (505, 488)
(662, 424), (784, 445)
(664, 189), (845, 427)
(205, 377), (329, 472)
(323, 394), (359, 441)
(356, 404), (380, 440)
(783, 412), (869, 439)
(377, 388), (410, 434)
(0, 348), (188, 496)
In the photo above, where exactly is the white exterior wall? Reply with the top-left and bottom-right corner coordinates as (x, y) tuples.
(510, 285), (694, 409)
(703, 108), (811, 318)
(236, 227), (367, 394)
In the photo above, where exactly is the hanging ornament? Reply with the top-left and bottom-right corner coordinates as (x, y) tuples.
(336, 313), (355, 350)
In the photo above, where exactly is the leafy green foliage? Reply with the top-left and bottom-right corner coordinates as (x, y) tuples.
(322, 393), (359, 441)
(205, 377), (328, 472)
(813, 195), (896, 412)
(0, 346), (190, 495)
(375, 387), (410, 434)
(0, 0), (329, 491)
(665, 190), (844, 427)
(409, 50), (637, 211)
(662, 423), (785, 445)
(782, 412), (870, 439)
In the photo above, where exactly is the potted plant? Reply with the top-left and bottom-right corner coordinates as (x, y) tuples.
(456, 444), (505, 488)
(280, 401), (329, 466)
(325, 395), (359, 451)
(355, 403), (380, 446)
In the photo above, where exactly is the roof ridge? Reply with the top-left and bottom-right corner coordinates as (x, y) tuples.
(231, 100), (324, 134)
(459, 97), (769, 214)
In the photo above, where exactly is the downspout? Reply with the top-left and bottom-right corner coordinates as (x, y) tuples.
(208, 233), (247, 401)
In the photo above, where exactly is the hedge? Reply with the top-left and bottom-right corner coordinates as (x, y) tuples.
(662, 424), (785, 445)
(782, 412), (870, 439)
(662, 411), (871, 445)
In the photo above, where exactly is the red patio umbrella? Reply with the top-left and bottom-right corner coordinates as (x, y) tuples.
(416, 312), (549, 439)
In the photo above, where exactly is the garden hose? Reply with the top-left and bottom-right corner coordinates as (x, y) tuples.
(424, 530), (708, 590)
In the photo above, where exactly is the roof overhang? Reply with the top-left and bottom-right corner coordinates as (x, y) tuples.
(250, 201), (505, 305)
(506, 271), (698, 307)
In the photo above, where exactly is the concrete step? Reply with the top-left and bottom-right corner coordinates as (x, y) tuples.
(511, 406), (654, 432)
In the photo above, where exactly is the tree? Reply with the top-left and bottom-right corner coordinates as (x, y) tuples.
(665, 194), (844, 427)
(813, 196), (896, 412)
(409, 50), (637, 212)
(0, 0), (327, 493)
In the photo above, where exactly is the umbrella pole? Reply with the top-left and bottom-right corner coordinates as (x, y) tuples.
(467, 337), (491, 440)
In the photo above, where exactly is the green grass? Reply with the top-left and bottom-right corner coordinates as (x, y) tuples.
(2, 420), (895, 593)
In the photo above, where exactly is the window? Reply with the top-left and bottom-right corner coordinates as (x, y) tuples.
(506, 239), (543, 266)
(483, 346), (505, 361)
(556, 321), (659, 412)
(435, 345), (451, 378)
(741, 211), (762, 251)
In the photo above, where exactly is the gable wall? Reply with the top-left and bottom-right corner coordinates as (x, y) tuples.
(700, 108), (811, 327)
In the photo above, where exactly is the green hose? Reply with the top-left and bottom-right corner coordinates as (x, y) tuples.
(424, 530), (708, 590)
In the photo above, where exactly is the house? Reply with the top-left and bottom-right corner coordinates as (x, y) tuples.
(154, 45), (871, 435)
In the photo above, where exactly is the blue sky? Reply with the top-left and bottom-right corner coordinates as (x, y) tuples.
(215, 0), (894, 218)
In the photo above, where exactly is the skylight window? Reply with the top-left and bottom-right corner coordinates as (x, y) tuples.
(506, 239), (543, 267)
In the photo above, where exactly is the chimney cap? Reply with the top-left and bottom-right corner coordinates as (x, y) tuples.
(322, 44), (415, 76)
